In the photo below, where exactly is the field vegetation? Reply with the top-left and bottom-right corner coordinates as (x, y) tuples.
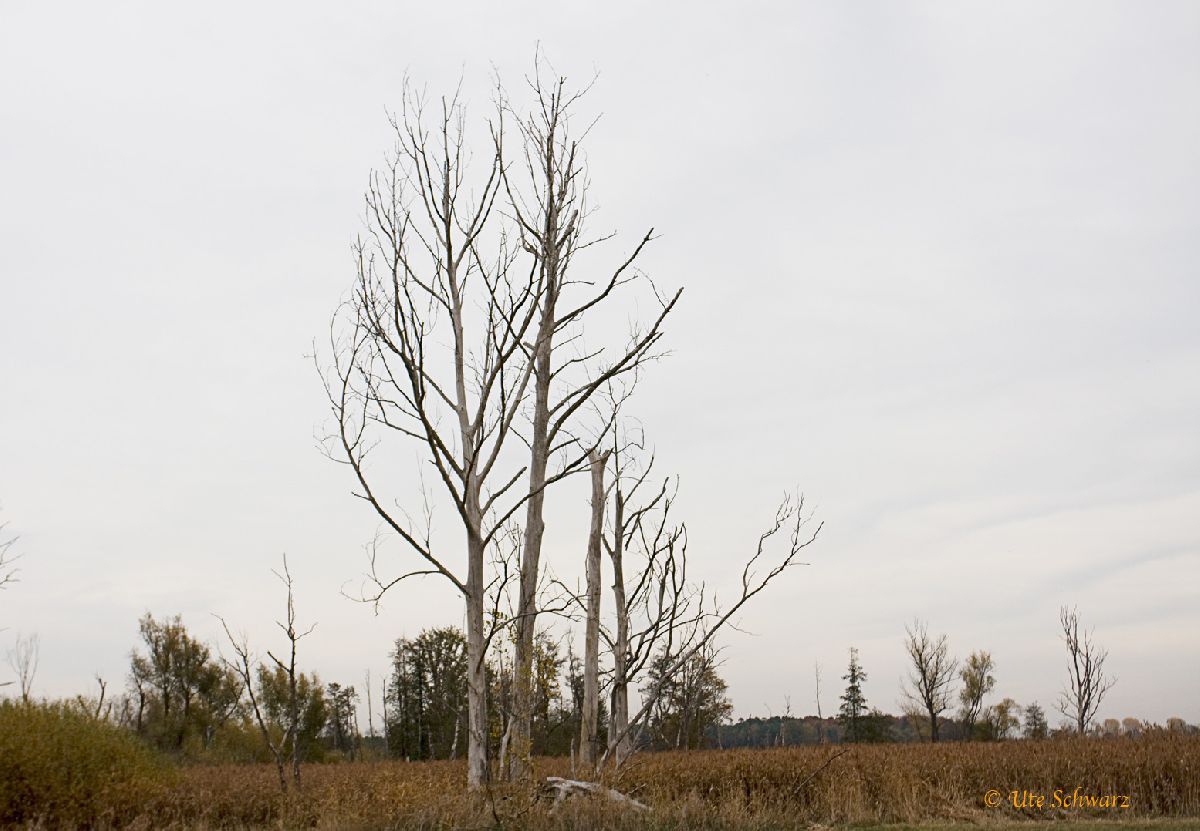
(2, 701), (1196, 830)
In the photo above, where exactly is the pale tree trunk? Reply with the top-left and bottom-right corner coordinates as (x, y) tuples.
(465, 529), (489, 788)
(326, 81), (545, 793)
(580, 449), (609, 767)
(455, 252), (490, 788)
(503, 71), (681, 783)
(508, 285), (556, 781)
(607, 485), (632, 768)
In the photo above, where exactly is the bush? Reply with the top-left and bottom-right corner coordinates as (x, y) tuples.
(0, 699), (175, 827)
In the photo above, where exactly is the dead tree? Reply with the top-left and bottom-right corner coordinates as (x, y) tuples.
(814, 662), (825, 744)
(76, 674), (111, 720)
(322, 80), (549, 789)
(218, 554), (315, 792)
(601, 429), (691, 767)
(0, 516), (18, 595)
(6, 632), (38, 704)
(222, 627), (288, 792)
(501, 64), (682, 782)
(599, 493), (820, 770)
(902, 619), (957, 743)
(267, 557), (315, 786)
(579, 448), (610, 766)
(1056, 606), (1116, 734)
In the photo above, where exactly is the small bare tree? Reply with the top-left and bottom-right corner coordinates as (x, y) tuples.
(218, 555), (315, 792)
(1056, 606), (1115, 734)
(0, 515), (18, 595)
(814, 661), (825, 744)
(902, 619), (956, 743)
(6, 631), (38, 704)
(74, 674), (111, 720)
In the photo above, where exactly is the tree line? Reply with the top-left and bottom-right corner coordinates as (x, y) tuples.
(823, 607), (1164, 745)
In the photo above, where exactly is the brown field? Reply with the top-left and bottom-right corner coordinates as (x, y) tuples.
(52, 734), (1196, 830)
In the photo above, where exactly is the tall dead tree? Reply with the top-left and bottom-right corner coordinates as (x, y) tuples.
(579, 448), (610, 766)
(1056, 606), (1115, 734)
(322, 83), (547, 789)
(902, 619), (957, 743)
(501, 66), (681, 781)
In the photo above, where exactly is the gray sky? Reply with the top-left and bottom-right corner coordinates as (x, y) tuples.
(2, 1), (1198, 727)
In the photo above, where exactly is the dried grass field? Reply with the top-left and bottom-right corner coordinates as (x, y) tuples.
(10, 733), (1194, 830)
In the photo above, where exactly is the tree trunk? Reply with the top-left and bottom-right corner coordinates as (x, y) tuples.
(607, 486), (632, 768)
(580, 450), (608, 767)
(465, 528), (489, 788)
(509, 280), (558, 781)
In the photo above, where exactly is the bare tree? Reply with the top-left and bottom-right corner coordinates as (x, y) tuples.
(0, 515), (18, 595)
(75, 674), (111, 720)
(221, 623), (290, 793)
(218, 554), (316, 792)
(777, 696), (793, 747)
(364, 668), (375, 743)
(578, 448), (610, 767)
(902, 619), (956, 743)
(598, 421), (693, 768)
(6, 631), (38, 704)
(501, 63), (682, 782)
(958, 650), (995, 740)
(321, 81), (545, 790)
(814, 661), (825, 744)
(1056, 606), (1115, 735)
(599, 493), (820, 769)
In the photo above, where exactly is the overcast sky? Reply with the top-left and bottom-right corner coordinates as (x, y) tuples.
(2, 1), (1198, 727)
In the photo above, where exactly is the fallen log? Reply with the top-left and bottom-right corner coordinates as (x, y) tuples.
(543, 777), (650, 811)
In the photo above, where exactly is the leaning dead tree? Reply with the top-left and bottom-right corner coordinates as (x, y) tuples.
(902, 619), (957, 743)
(501, 62), (682, 784)
(218, 554), (315, 792)
(1056, 605), (1115, 734)
(322, 81), (550, 789)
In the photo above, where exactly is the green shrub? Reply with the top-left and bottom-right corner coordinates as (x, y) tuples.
(0, 699), (175, 827)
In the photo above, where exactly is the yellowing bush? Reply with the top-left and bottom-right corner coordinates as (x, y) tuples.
(0, 699), (175, 827)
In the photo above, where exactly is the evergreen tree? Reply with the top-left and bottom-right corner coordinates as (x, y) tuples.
(837, 647), (869, 743)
